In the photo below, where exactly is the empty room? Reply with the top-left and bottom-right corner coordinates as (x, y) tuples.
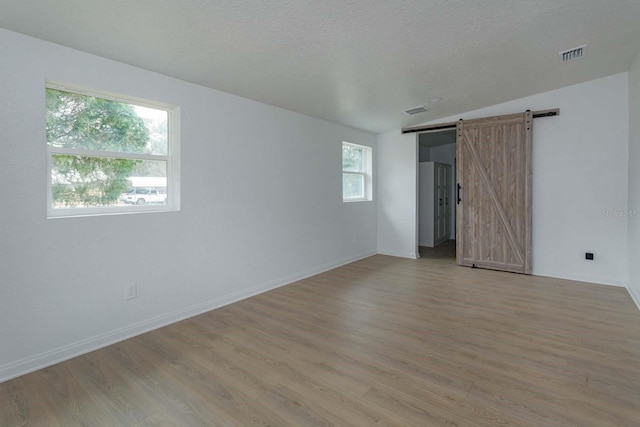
(1, 1), (640, 426)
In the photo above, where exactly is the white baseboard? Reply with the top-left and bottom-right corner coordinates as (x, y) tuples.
(377, 250), (419, 259)
(532, 270), (627, 288)
(627, 286), (640, 312)
(0, 250), (376, 383)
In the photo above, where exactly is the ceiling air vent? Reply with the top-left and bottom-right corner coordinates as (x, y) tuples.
(559, 45), (587, 63)
(404, 105), (428, 115)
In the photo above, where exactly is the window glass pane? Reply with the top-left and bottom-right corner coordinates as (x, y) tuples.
(343, 173), (364, 200)
(342, 145), (364, 172)
(51, 154), (167, 208)
(46, 88), (168, 155)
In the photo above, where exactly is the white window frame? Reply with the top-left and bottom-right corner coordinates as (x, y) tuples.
(46, 82), (180, 218)
(342, 141), (373, 202)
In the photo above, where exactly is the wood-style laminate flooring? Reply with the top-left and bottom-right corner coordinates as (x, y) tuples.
(419, 240), (457, 259)
(2, 255), (640, 426)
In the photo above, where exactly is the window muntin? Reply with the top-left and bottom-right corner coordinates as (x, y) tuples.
(46, 84), (178, 217)
(342, 142), (372, 202)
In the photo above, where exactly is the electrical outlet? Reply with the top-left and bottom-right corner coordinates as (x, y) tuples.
(585, 252), (594, 261)
(125, 283), (137, 300)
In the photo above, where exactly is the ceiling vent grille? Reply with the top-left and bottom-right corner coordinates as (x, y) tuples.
(404, 105), (428, 115)
(559, 45), (587, 63)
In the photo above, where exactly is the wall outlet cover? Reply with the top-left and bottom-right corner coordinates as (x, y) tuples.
(125, 283), (137, 300)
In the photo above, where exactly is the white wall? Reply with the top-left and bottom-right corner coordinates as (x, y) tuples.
(428, 143), (456, 164)
(0, 29), (377, 381)
(377, 130), (419, 258)
(629, 53), (640, 309)
(378, 73), (629, 287)
(428, 143), (457, 239)
(418, 145), (430, 162)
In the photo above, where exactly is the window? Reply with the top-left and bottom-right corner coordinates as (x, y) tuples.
(46, 83), (179, 217)
(342, 142), (372, 202)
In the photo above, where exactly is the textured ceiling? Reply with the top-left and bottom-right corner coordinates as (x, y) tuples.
(1, 0), (639, 133)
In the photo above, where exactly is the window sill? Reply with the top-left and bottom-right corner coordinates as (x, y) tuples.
(343, 198), (372, 203)
(47, 206), (179, 219)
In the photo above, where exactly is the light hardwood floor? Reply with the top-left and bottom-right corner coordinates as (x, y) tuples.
(419, 240), (457, 259)
(2, 255), (640, 426)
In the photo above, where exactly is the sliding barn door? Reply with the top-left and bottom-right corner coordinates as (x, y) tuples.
(456, 111), (532, 274)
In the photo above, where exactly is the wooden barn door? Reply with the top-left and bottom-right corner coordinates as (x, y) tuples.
(456, 111), (532, 274)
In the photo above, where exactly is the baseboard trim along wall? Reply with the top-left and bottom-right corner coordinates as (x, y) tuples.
(376, 250), (419, 259)
(532, 270), (627, 288)
(628, 286), (640, 312)
(0, 251), (376, 383)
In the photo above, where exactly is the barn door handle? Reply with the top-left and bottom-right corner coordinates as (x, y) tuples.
(445, 197), (449, 205)
(457, 184), (462, 204)
(439, 198), (442, 206)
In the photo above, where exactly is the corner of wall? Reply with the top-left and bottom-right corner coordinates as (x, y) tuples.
(628, 286), (640, 312)
(376, 130), (419, 258)
(627, 49), (640, 312)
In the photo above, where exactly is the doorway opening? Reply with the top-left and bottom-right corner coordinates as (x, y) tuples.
(413, 111), (537, 273)
(417, 129), (456, 259)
